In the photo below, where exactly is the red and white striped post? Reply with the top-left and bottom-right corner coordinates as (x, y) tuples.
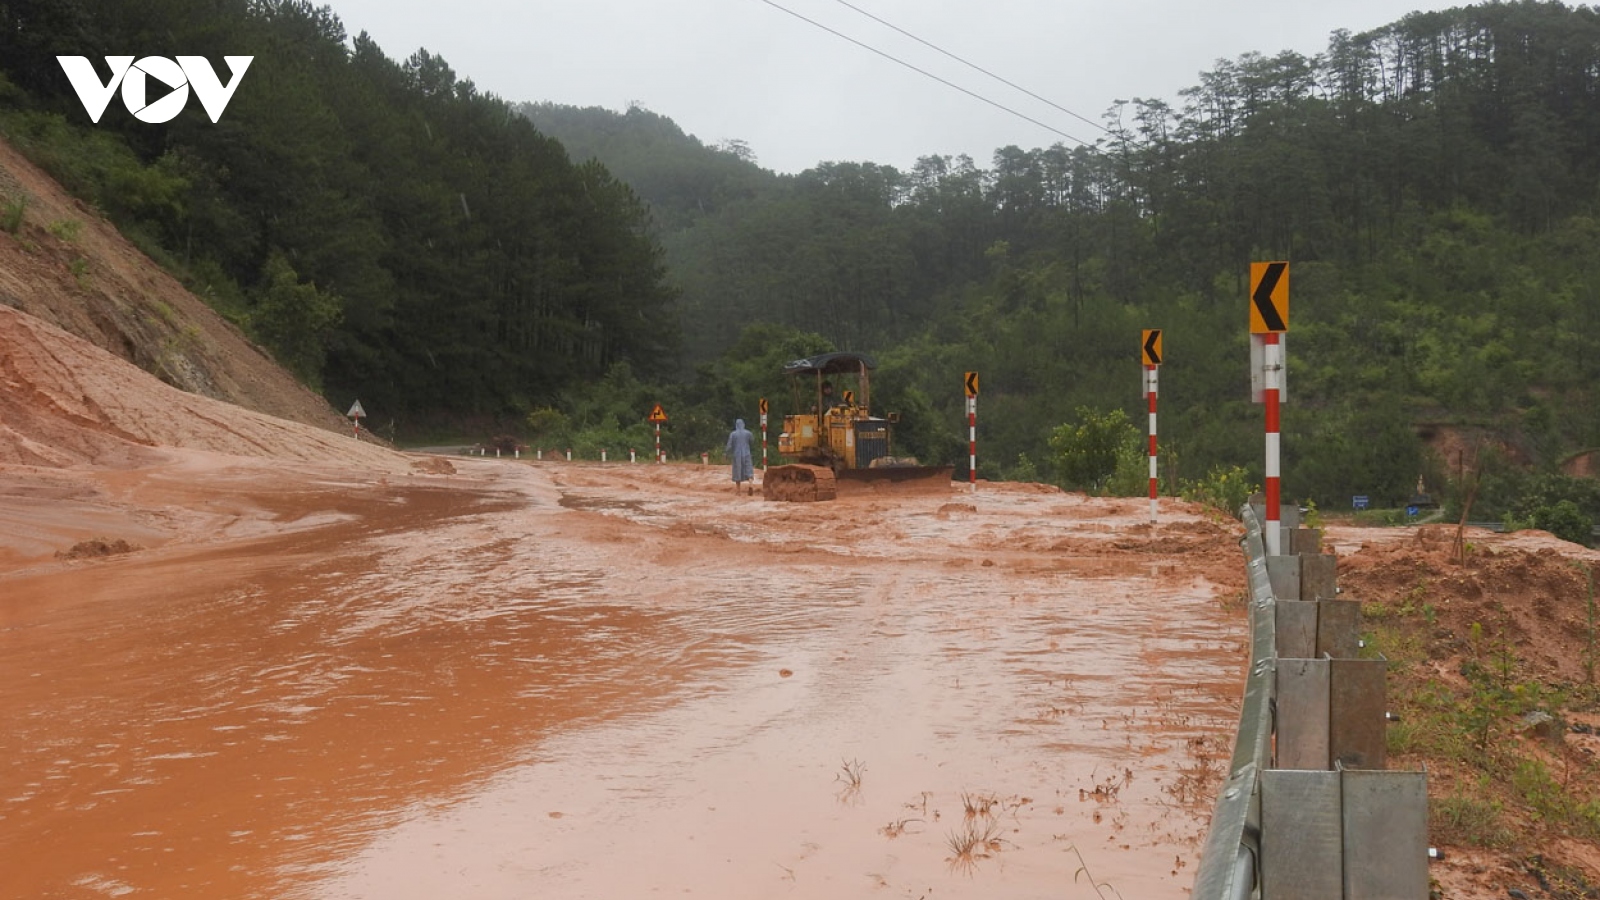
(1142, 329), (1162, 525)
(968, 401), (977, 491)
(346, 400), (365, 440)
(1263, 333), (1282, 554)
(1147, 364), (1159, 523)
(647, 404), (669, 464)
(759, 398), (769, 471)
(1250, 262), (1290, 557)
(964, 371), (979, 493)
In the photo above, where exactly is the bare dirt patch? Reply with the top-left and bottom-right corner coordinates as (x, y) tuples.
(1324, 522), (1600, 899)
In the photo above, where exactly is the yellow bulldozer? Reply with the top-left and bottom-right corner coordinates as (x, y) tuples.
(764, 352), (953, 502)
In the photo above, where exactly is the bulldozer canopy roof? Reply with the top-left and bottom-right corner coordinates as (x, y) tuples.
(781, 352), (877, 376)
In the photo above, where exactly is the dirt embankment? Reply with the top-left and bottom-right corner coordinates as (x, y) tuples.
(0, 134), (349, 434)
(1325, 523), (1600, 899)
(0, 304), (405, 469)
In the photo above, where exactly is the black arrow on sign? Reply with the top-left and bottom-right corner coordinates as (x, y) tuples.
(965, 372), (979, 396)
(1143, 330), (1162, 365)
(1252, 262), (1288, 331)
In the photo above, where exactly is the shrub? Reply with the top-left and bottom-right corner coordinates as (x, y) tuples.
(1531, 500), (1593, 546)
(47, 219), (82, 242)
(1103, 437), (1148, 498)
(1049, 407), (1138, 494)
(1181, 464), (1258, 518)
(0, 194), (24, 234)
(1001, 453), (1042, 484)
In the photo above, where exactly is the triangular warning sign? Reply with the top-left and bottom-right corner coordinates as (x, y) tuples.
(648, 403), (668, 423)
(347, 400), (366, 418)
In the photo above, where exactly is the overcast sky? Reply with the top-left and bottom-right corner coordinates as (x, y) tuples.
(321, 0), (1468, 174)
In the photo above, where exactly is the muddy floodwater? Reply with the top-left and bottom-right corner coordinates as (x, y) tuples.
(0, 455), (1246, 899)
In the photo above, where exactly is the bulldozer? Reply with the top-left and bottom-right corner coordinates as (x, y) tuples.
(763, 352), (953, 502)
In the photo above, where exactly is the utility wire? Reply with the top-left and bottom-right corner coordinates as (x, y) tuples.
(829, 0), (1113, 137)
(755, 0), (1091, 148)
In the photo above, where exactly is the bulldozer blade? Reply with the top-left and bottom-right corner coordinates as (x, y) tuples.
(834, 465), (955, 495)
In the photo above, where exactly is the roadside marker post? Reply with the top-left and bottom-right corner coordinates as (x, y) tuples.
(759, 398), (769, 471)
(1251, 262), (1290, 556)
(1142, 330), (1162, 525)
(346, 399), (366, 440)
(566, 448), (572, 461)
(601, 449), (608, 463)
(648, 403), (669, 464)
(964, 372), (979, 493)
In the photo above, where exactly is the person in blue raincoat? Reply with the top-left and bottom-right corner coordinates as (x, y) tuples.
(726, 418), (755, 494)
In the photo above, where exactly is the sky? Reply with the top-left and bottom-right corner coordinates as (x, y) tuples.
(320, 0), (1469, 174)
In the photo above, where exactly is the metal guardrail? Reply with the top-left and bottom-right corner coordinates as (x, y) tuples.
(1191, 504), (1277, 900)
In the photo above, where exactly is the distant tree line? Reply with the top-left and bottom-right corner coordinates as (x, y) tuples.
(528, 1), (1600, 529)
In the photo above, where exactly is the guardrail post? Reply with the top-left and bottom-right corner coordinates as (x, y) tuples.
(1196, 507), (1427, 900)
(1317, 600), (1362, 659)
(1268, 555), (1301, 598)
(1302, 553), (1338, 600)
(1290, 527), (1323, 555)
(1343, 769), (1429, 900)
(1262, 769), (1343, 900)
(1276, 600), (1319, 658)
(1329, 658), (1388, 771)
(1276, 658), (1332, 769)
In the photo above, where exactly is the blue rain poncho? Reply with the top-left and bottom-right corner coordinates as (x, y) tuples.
(726, 419), (755, 484)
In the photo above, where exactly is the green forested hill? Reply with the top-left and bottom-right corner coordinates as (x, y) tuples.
(0, 0), (679, 423)
(517, 1), (1600, 527)
(516, 101), (780, 233)
(5, 0), (1600, 529)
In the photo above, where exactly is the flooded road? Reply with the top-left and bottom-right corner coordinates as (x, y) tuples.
(0, 455), (1245, 899)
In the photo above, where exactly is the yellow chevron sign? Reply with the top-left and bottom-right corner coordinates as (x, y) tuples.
(1250, 262), (1289, 333)
(1142, 330), (1163, 366)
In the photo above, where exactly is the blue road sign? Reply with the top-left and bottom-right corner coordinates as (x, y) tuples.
(1353, 495), (1370, 510)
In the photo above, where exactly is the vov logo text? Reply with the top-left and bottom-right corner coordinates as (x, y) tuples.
(57, 56), (253, 124)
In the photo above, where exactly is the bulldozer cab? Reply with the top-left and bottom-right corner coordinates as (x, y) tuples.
(776, 352), (887, 471)
(765, 351), (953, 501)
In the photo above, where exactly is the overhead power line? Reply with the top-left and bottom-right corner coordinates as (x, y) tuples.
(755, 0), (1092, 148)
(828, 0), (1112, 137)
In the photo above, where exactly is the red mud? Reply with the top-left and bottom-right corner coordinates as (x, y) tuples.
(0, 304), (1251, 898)
(0, 451), (1251, 899)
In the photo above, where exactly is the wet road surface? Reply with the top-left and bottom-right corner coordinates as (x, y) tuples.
(0, 457), (1245, 899)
